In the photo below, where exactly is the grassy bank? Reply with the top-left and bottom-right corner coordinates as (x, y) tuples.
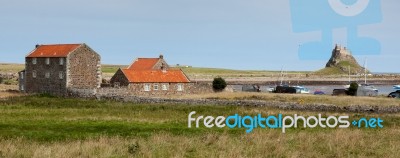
(0, 95), (400, 157)
(0, 63), (24, 73)
(175, 92), (400, 107)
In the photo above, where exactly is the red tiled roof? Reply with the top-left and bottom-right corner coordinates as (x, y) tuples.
(121, 69), (190, 83)
(26, 44), (82, 58)
(127, 58), (159, 70)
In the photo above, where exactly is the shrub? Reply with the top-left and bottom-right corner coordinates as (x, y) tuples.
(128, 142), (139, 155)
(0, 77), (3, 84)
(212, 77), (227, 92)
(4, 79), (12, 85)
(347, 82), (359, 96)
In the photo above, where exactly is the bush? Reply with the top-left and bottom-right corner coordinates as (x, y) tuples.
(212, 77), (227, 92)
(0, 77), (3, 84)
(347, 82), (359, 96)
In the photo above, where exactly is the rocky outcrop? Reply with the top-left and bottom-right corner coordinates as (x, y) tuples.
(325, 44), (365, 73)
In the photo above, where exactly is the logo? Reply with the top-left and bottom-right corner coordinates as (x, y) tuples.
(289, 0), (382, 59)
(188, 111), (384, 133)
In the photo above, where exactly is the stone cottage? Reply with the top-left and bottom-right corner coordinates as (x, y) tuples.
(19, 43), (102, 95)
(110, 55), (196, 95)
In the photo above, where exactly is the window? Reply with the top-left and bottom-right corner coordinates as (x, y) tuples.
(20, 72), (24, 79)
(32, 58), (37, 64)
(59, 58), (64, 65)
(45, 72), (50, 78)
(162, 84), (168, 91)
(114, 82), (120, 88)
(21, 85), (24, 91)
(45, 58), (50, 65)
(154, 84), (159, 90)
(32, 70), (37, 78)
(59, 71), (64, 79)
(177, 84), (183, 91)
(144, 84), (150, 91)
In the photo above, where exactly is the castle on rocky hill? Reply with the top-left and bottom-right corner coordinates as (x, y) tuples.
(322, 44), (366, 74)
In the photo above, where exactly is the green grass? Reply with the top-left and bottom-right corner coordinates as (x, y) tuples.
(314, 67), (344, 75)
(101, 64), (127, 74)
(0, 95), (241, 141)
(314, 61), (367, 75)
(0, 95), (400, 157)
(0, 95), (399, 141)
(178, 66), (311, 78)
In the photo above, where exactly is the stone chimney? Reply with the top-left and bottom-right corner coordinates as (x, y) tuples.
(159, 54), (164, 59)
(161, 63), (167, 73)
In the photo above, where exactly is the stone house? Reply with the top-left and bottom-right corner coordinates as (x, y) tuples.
(110, 55), (195, 95)
(19, 43), (101, 95)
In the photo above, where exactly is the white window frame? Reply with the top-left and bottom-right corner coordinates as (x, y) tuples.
(162, 84), (168, 91)
(154, 84), (159, 91)
(32, 70), (37, 78)
(45, 58), (50, 65)
(177, 84), (183, 91)
(59, 71), (64, 79)
(45, 72), (50, 78)
(59, 58), (64, 65)
(32, 58), (37, 65)
(144, 84), (150, 91)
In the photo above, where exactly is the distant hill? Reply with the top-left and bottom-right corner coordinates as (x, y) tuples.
(315, 45), (366, 75)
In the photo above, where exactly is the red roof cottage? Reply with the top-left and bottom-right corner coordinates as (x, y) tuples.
(110, 55), (193, 95)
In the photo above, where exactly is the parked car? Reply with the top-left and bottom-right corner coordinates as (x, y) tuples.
(274, 85), (296, 94)
(388, 90), (400, 98)
(314, 90), (325, 95)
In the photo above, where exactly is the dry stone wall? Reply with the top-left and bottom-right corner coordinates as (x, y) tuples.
(95, 96), (400, 113)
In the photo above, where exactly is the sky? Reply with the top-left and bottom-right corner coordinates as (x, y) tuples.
(0, 0), (399, 72)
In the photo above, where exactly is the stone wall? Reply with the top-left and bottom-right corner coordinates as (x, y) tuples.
(152, 58), (170, 70)
(25, 57), (68, 95)
(67, 44), (101, 89)
(67, 84), (400, 113)
(94, 96), (400, 113)
(67, 82), (213, 97)
(67, 88), (97, 98)
(110, 69), (130, 87)
(126, 82), (213, 96)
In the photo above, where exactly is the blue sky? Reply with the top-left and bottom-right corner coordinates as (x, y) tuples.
(0, 0), (399, 72)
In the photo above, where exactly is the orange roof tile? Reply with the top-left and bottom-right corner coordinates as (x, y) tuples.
(122, 69), (190, 83)
(26, 44), (82, 58)
(127, 58), (160, 70)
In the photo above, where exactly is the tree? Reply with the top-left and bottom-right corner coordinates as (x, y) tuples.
(347, 82), (359, 96)
(212, 77), (227, 92)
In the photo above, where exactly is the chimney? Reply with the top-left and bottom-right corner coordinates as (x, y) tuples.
(161, 63), (167, 73)
(159, 54), (164, 59)
(35, 44), (40, 48)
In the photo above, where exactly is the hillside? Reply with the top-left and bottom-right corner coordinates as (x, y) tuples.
(315, 45), (366, 75)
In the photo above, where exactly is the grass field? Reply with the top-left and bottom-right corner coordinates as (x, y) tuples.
(0, 63), (310, 79)
(0, 63), (24, 73)
(0, 95), (399, 157)
(101, 64), (128, 74)
(175, 92), (400, 107)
